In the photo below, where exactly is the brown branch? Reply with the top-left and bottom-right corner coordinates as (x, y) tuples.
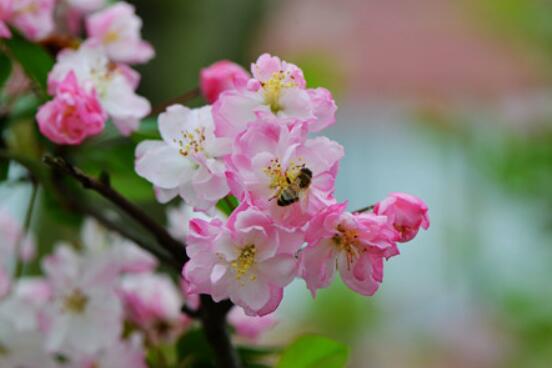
(43, 155), (189, 266)
(199, 295), (242, 368)
(354, 204), (375, 213)
(150, 87), (201, 116)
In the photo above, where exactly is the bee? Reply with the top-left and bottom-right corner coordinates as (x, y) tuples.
(276, 167), (313, 207)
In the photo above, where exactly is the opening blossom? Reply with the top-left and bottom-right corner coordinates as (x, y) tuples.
(37, 71), (107, 145)
(86, 2), (154, 64)
(183, 204), (303, 316)
(135, 104), (231, 210)
(300, 202), (400, 297)
(47, 41), (151, 136)
(213, 53), (337, 139)
(200, 60), (250, 104)
(374, 192), (430, 242)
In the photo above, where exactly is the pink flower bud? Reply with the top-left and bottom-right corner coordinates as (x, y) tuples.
(37, 71), (107, 145)
(374, 192), (430, 242)
(200, 60), (250, 103)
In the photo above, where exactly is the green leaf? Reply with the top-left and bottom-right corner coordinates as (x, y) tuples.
(0, 51), (12, 89)
(176, 328), (216, 367)
(4, 30), (54, 94)
(0, 159), (8, 182)
(216, 195), (239, 216)
(277, 335), (350, 368)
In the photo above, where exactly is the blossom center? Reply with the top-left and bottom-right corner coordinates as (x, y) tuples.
(332, 224), (363, 270)
(103, 30), (120, 44)
(63, 289), (88, 314)
(231, 245), (256, 283)
(174, 128), (206, 157)
(262, 72), (295, 114)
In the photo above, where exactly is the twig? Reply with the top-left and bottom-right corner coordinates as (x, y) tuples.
(43, 155), (189, 266)
(354, 204), (375, 213)
(150, 88), (201, 116)
(14, 180), (38, 277)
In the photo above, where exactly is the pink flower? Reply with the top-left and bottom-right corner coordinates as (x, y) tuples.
(213, 53), (337, 139)
(300, 202), (399, 297)
(37, 72), (106, 145)
(183, 204), (303, 316)
(119, 273), (189, 344)
(9, 0), (55, 41)
(48, 41), (151, 135)
(0, 0), (12, 39)
(135, 105), (231, 210)
(228, 306), (277, 342)
(200, 60), (250, 104)
(86, 2), (154, 64)
(226, 117), (343, 228)
(374, 192), (430, 242)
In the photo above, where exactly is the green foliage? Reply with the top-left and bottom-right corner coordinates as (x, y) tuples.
(3, 30), (54, 95)
(276, 335), (350, 368)
(0, 51), (11, 89)
(176, 328), (215, 367)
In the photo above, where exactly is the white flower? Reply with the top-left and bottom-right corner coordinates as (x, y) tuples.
(43, 245), (123, 355)
(135, 104), (231, 210)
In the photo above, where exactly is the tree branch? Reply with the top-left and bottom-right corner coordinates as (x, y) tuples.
(199, 295), (242, 368)
(42, 154), (189, 266)
(354, 204), (375, 213)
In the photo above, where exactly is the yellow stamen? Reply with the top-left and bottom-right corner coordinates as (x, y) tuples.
(263, 158), (305, 198)
(262, 71), (296, 114)
(332, 224), (363, 270)
(63, 289), (88, 314)
(174, 127), (206, 157)
(230, 245), (256, 283)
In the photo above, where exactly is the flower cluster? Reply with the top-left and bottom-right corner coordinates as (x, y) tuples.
(33, 0), (153, 145)
(0, 215), (274, 366)
(137, 54), (430, 316)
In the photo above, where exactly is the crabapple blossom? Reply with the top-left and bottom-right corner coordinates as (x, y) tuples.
(67, 333), (147, 368)
(0, 210), (35, 299)
(119, 273), (189, 344)
(0, 0), (12, 38)
(200, 60), (250, 104)
(226, 118), (343, 228)
(42, 245), (123, 355)
(86, 2), (154, 64)
(135, 104), (231, 210)
(47, 41), (151, 135)
(0, 325), (59, 368)
(0, 279), (56, 368)
(300, 202), (399, 297)
(213, 53), (337, 139)
(228, 306), (277, 342)
(374, 192), (430, 242)
(37, 71), (107, 145)
(183, 204), (303, 316)
(9, 0), (55, 41)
